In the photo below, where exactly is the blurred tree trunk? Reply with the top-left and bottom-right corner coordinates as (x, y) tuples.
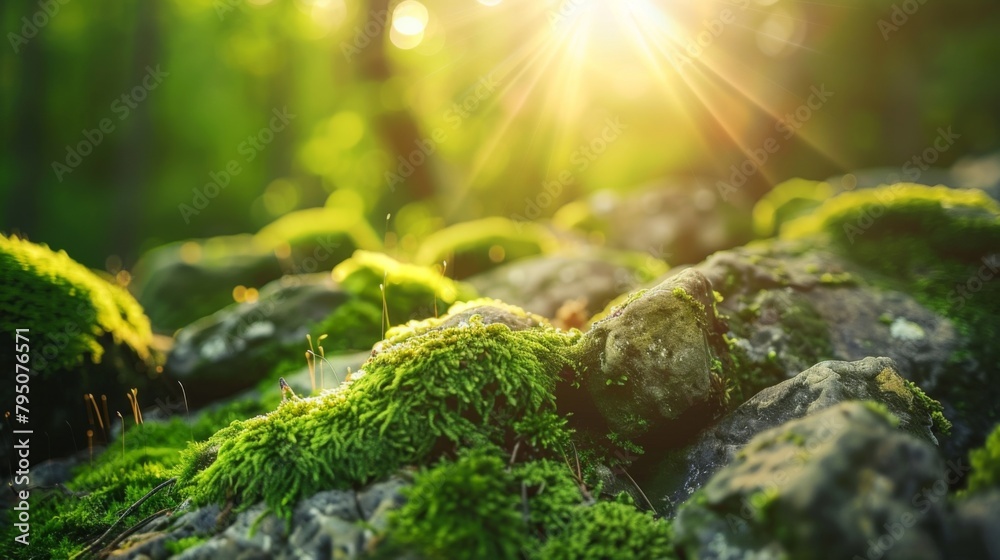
(112, 0), (159, 264)
(357, 0), (436, 203)
(6, 3), (45, 237)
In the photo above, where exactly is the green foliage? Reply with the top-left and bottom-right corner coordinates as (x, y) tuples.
(414, 217), (561, 278)
(254, 206), (383, 261)
(177, 314), (581, 521)
(535, 502), (674, 560)
(966, 423), (1000, 494)
(0, 234), (152, 374)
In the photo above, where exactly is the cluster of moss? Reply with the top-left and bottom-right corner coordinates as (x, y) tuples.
(176, 315), (581, 521)
(966, 423), (1000, 494)
(254, 206), (383, 264)
(0, 234), (153, 373)
(414, 217), (561, 278)
(388, 446), (583, 558)
(388, 446), (674, 560)
(0, 399), (269, 560)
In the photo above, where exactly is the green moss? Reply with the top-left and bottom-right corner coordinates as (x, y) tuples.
(390, 447), (584, 559)
(165, 536), (208, 555)
(672, 286), (706, 314)
(177, 314), (581, 521)
(753, 178), (836, 238)
(0, 398), (268, 560)
(0, 234), (152, 373)
(535, 502), (674, 560)
(966, 423), (1000, 494)
(333, 250), (478, 324)
(254, 206), (383, 261)
(384, 298), (549, 346)
(414, 217), (561, 278)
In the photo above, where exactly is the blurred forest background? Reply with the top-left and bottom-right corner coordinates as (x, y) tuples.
(2, 0), (999, 268)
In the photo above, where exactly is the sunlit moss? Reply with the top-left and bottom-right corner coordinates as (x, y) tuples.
(333, 250), (478, 324)
(254, 206), (383, 262)
(414, 217), (561, 278)
(177, 313), (580, 521)
(752, 178), (835, 238)
(0, 234), (152, 373)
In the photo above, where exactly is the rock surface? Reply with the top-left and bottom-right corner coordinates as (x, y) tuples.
(643, 357), (944, 513)
(575, 269), (731, 440)
(166, 274), (351, 402)
(673, 402), (962, 560)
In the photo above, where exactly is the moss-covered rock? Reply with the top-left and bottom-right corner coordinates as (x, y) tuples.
(176, 309), (580, 521)
(673, 402), (955, 560)
(573, 269), (733, 442)
(752, 178), (836, 238)
(0, 234), (156, 456)
(643, 357), (950, 513)
(414, 217), (561, 279)
(133, 209), (382, 332)
(332, 249), (478, 326)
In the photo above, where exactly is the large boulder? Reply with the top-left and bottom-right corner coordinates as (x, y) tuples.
(673, 402), (966, 560)
(644, 357), (949, 513)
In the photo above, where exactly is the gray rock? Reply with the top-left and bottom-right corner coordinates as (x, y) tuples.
(645, 357), (943, 513)
(946, 490), (1000, 559)
(467, 253), (656, 321)
(575, 269), (731, 440)
(166, 274), (351, 403)
(673, 402), (957, 560)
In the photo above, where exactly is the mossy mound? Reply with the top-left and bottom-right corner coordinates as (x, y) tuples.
(254, 206), (382, 264)
(0, 234), (155, 456)
(383, 297), (549, 346)
(176, 312), (581, 521)
(752, 178), (836, 238)
(0, 234), (152, 372)
(332, 249), (478, 326)
(414, 217), (561, 279)
(388, 446), (585, 559)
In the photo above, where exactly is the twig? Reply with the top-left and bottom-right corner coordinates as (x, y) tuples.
(98, 506), (175, 557)
(619, 467), (657, 515)
(75, 477), (177, 558)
